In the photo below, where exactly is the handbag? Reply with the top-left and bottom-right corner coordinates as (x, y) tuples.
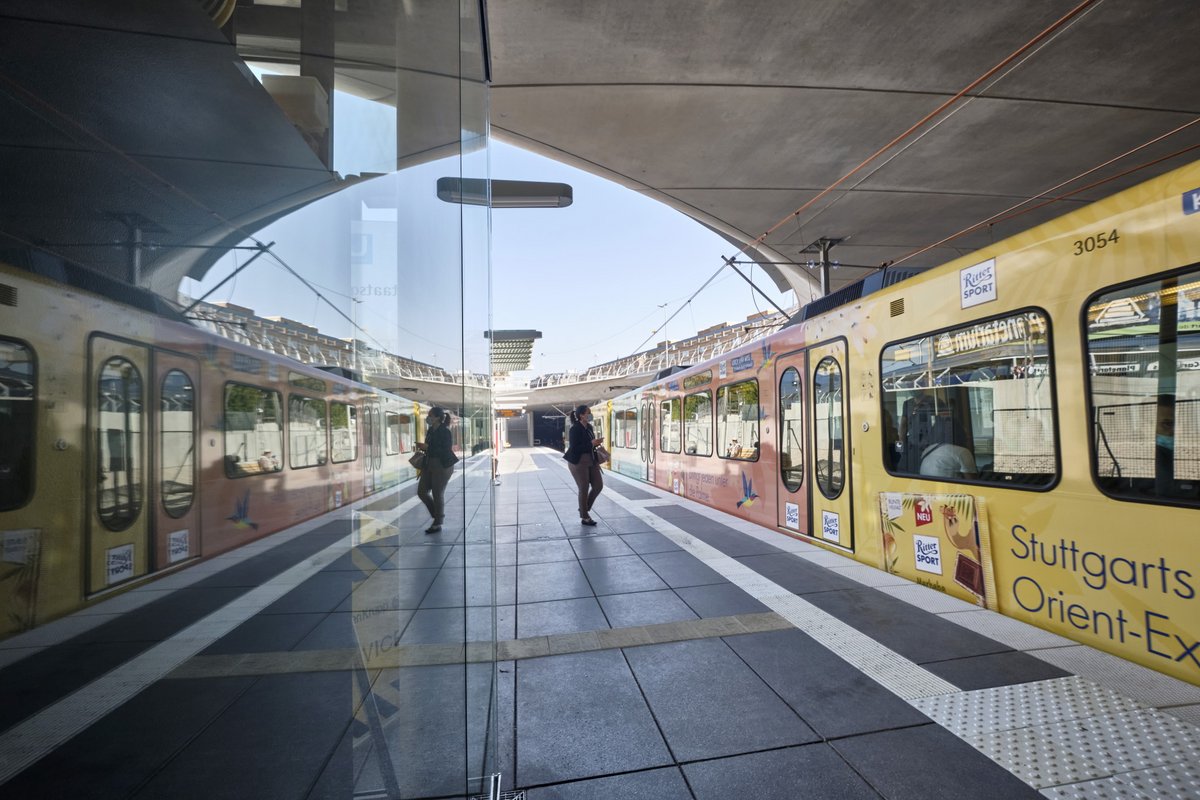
(408, 450), (427, 469)
(593, 445), (610, 465)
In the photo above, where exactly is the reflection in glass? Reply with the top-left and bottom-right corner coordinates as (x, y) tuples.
(718, 379), (760, 460)
(97, 358), (144, 530)
(160, 370), (195, 517)
(0, 339), (35, 511)
(814, 357), (844, 499)
(1088, 269), (1200, 503)
(685, 391), (713, 456)
(780, 367), (803, 492)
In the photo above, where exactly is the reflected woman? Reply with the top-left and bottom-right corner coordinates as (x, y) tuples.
(563, 404), (604, 526)
(416, 406), (458, 533)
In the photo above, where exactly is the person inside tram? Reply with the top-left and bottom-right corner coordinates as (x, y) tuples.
(919, 425), (978, 479)
(726, 438), (740, 457)
(257, 450), (280, 472)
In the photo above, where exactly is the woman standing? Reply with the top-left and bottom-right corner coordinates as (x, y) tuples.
(563, 404), (604, 526)
(416, 406), (458, 533)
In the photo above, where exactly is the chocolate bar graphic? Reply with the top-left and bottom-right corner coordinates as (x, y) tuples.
(954, 553), (984, 597)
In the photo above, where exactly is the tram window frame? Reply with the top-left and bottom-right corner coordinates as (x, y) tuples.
(385, 412), (405, 455)
(97, 356), (145, 530)
(779, 366), (804, 493)
(288, 394), (328, 469)
(223, 382), (284, 479)
(159, 369), (195, 518)
(614, 406), (638, 449)
(878, 307), (1060, 491)
(1083, 264), (1200, 508)
(0, 337), (36, 512)
(659, 397), (681, 453)
(330, 401), (358, 463)
(684, 390), (713, 457)
(813, 356), (845, 500)
(717, 379), (760, 461)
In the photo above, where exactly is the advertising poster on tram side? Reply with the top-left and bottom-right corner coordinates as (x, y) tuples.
(878, 493), (998, 610)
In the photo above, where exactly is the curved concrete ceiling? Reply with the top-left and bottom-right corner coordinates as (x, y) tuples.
(487, 0), (1200, 302)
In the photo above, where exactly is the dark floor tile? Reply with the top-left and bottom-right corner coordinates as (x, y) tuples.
(321, 545), (397, 573)
(601, 480), (658, 500)
(295, 610), (413, 652)
(736, 553), (859, 595)
(724, 629), (931, 738)
(400, 607), (469, 644)
(386, 544), (453, 570)
(517, 650), (671, 786)
(832, 724), (1044, 799)
(598, 590), (699, 628)
(132, 671), (358, 800)
(923, 650), (1070, 691)
(619, 532), (682, 554)
(518, 540), (577, 565)
(517, 597), (610, 638)
(570, 534), (636, 560)
(625, 639), (818, 761)
(684, 744), (881, 800)
(2, 677), (257, 799)
(335, 568), (440, 611)
(262, 572), (360, 615)
(805, 588), (1012, 663)
(580, 555), (669, 595)
(645, 507), (783, 558)
(640, 551), (728, 588)
(526, 767), (693, 799)
(516, 562), (594, 604)
(202, 612), (325, 655)
(675, 583), (770, 618)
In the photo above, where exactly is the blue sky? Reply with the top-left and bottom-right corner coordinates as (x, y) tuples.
(183, 82), (795, 375)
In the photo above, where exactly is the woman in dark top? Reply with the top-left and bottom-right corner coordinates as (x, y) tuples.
(416, 406), (458, 533)
(563, 404), (604, 525)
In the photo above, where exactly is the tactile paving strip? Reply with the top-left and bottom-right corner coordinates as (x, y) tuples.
(1109, 761), (1200, 798)
(1040, 775), (1144, 799)
(913, 676), (1145, 742)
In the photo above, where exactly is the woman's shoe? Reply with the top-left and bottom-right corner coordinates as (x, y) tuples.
(425, 524), (442, 534)
(580, 517), (597, 526)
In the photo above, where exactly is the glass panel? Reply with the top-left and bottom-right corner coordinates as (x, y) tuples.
(881, 310), (1055, 486)
(288, 395), (327, 469)
(813, 357), (844, 499)
(1087, 269), (1200, 503)
(684, 391), (713, 456)
(330, 402), (358, 463)
(659, 398), (681, 453)
(386, 412), (401, 455)
(97, 357), (144, 529)
(160, 369), (195, 517)
(223, 384), (283, 477)
(780, 367), (803, 492)
(0, 338), (35, 511)
(718, 379), (760, 460)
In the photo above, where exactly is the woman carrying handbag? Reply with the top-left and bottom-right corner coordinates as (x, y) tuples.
(415, 406), (458, 533)
(563, 404), (604, 526)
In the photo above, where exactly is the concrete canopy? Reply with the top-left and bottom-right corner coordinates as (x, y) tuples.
(487, 0), (1200, 302)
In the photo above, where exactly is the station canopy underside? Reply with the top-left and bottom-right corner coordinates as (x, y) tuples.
(0, 2), (1197, 304)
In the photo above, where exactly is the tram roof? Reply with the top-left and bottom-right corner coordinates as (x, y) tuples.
(1, 2), (1197, 302)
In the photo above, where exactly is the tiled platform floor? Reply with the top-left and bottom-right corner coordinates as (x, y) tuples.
(1, 448), (1199, 799)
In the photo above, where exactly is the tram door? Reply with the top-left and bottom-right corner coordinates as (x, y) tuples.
(151, 352), (201, 571)
(363, 400), (381, 495)
(87, 336), (152, 594)
(641, 398), (655, 482)
(808, 340), (854, 550)
(774, 353), (809, 535)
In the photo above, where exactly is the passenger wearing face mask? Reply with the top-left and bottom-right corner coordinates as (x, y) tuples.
(563, 404), (604, 526)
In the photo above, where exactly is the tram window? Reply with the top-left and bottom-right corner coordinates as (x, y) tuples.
(660, 398), (681, 453)
(0, 339), (35, 511)
(718, 379), (760, 460)
(330, 401), (358, 463)
(160, 370), (194, 517)
(1086, 268), (1200, 505)
(880, 310), (1056, 487)
(615, 407), (638, 448)
(224, 384), (283, 478)
(813, 357), (844, 499)
(684, 391), (713, 456)
(780, 367), (803, 492)
(386, 412), (404, 455)
(288, 395), (327, 469)
(97, 357), (144, 529)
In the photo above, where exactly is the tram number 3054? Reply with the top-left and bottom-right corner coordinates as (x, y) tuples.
(1073, 229), (1120, 256)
